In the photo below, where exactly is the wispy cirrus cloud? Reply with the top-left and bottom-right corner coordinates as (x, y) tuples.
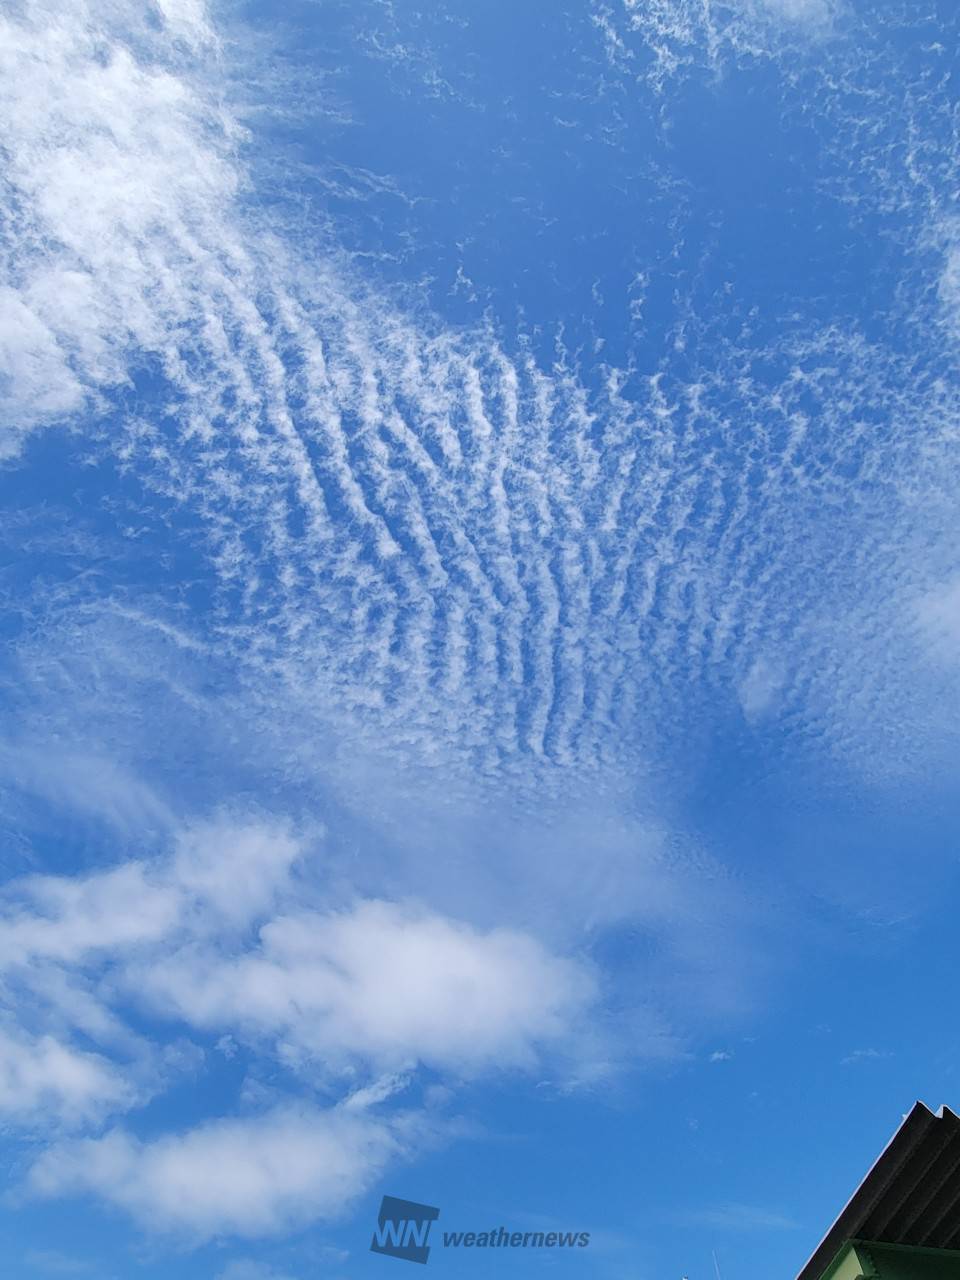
(674, 1202), (800, 1232)
(599, 0), (843, 90)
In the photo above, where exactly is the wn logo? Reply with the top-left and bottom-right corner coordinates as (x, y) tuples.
(370, 1195), (440, 1265)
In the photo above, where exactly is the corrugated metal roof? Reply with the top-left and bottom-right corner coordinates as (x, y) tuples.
(797, 1103), (960, 1280)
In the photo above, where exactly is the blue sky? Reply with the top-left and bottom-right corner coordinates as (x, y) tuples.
(3, 0), (960, 1277)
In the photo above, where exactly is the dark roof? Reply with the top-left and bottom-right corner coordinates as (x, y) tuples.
(797, 1103), (960, 1280)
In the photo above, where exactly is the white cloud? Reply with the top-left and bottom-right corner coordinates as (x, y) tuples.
(616, 0), (842, 90)
(0, 740), (175, 837)
(0, 0), (948, 813)
(135, 899), (598, 1075)
(840, 1047), (891, 1066)
(0, 1026), (135, 1127)
(0, 802), (602, 1243)
(677, 1202), (799, 1231)
(0, 288), (84, 453)
(737, 658), (784, 724)
(170, 820), (303, 928)
(752, 0), (837, 21)
(0, 814), (306, 1144)
(0, 0), (240, 454)
(28, 1104), (422, 1239)
(0, 811), (595, 1083)
(153, 0), (216, 50)
(0, 816), (301, 972)
(0, 863), (181, 969)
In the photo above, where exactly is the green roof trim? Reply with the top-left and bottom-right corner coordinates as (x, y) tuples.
(822, 1241), (960, 1280)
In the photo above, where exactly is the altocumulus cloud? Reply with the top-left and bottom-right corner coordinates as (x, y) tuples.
(4, 0), (960, 796)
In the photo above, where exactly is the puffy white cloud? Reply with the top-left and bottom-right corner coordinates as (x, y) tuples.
(170, 820), (303, 928)
(0, 863), (180, 969)
(28, 1104), (421, 1239)
(136, 898), (598, 1074)
(0, 813), (308, 1153)
(0, 816), (302, 972)
(0, 1027), (135, 1126)
(0, 802), (599, 1090)
(0, 805), (601, 1239)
